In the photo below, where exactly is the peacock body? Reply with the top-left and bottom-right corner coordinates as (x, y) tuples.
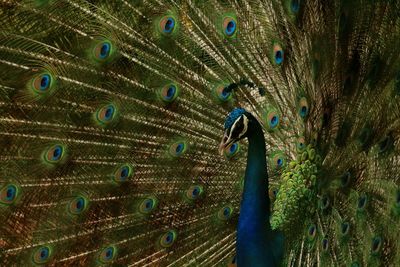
(0, 0), (400, 266)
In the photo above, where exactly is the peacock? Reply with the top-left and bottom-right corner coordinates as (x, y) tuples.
(0, 0), (400, 266)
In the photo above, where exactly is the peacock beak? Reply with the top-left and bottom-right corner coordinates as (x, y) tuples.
(219, 131), (235, 156)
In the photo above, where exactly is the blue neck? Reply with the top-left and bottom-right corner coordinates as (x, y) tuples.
(236, 122), (277, 266)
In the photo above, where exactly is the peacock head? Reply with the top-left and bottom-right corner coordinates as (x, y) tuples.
(219, 108), (253, 155)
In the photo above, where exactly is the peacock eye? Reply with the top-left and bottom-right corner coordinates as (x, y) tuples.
(214, 85), (232, 102)
(96, 104), (116, 125)
(32, 73), (52, 93)
(114, 164), (133, 182)
(139, 196), (158, 214)
(307, 224), (317, 240)
(185, 185), (204, 201)
(43, 144), (65, 164)
(298, 97), (309, 118)
(357, 194), (367, 210)
(99, 245), (117, 263)
(159, 16), (176, 34)
(217, 206), (233, 221)
(370, 236), (382, 255)
(159, 230), (177, 248)
(319, 195), (330, 210)
(160, 83), (179, 103)
(168, 141), (187, 157)
(271, 151), (285, 170)
(68, 196), (88, 215)
(340, 171), (351, 188)
(32, 246), (52, 264)
(272, 43), (284, 65)
(0, 184), (19, 205)
(93, 41), (113, 60)
(223, 17), (237, 37)
(224, 142), (240, 159)
(340, 222), (350, 235)
(265, 109), (280, 131)
(321, 237), (329, 251)
(377, 135), (393, 154)
(296, 136), (306, 153)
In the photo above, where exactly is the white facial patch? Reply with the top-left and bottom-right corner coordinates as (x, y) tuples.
(226, 115), (248, 142)
(238, 115), (248, 139)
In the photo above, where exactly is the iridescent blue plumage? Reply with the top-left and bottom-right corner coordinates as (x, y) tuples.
(223, 110), (284, 266)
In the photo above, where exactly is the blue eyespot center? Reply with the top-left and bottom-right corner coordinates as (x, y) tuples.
(76, 198), (83, 210)
(164, 18), (175, 33)
(223, 207), (230, 216)
(371, 237), (381, 252)
(321, 196), (329, 209)
(308, 225), (316, 236)
(192, 187), (200, 196)
(104, 106), (114, 120)
(291, 0), (300, 13)
(341, 172), (351, 187)
(275, 50), (283, 64)
(40, 74), (50, 90)
(176, 143), (183, 153)
(358, 195), (367, 209)
(277, 158), (283, 166)
(100, 43), (111, 59)
(273, 189), (278, 197)
(120, 167), (129, 179)
(167, 86), (176, 98)
(226, 20), (236, 36)
(341, 222), (349, 234)
(40, 247), (49, 259)
(53, 146), (62, 160)
(145, 199), (153, 211)
(166, 233), (173, 243)
(322, 238), (329, 250)
(300, 106), (307, 116)
(105, 248), (113, 259)
(230, 143), (237, 153)
(270, 115), (278, 127)
(221, 89), (229, 97)
(396, 191), (400, 205)
(6, 185), (16, 201)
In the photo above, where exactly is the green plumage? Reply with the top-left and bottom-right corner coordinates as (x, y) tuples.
(0, 0), (399, 266)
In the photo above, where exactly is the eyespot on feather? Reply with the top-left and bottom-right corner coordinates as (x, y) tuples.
(224, 142), (240, 159)
(113, 164), (133, 183)
(43, 144), (65, 164)
(32, 246), (52, 265)
(95, 104), (117, 125)
(98, 245), (117, 263)
(168, 141), (187, 157)
(31, 73), (54, 94)
(223, 16), (237, 37)
(217, 206), (233, 221)
(68, 196), (88, 215)
(139, 196), (158, 214)
(0, 183), (20, 205)
(159, 16), (176, 34)
(160, 83), (179, 103)
(185, 185), (204, 201)
(93, 40), (113, 61)
(159, 230), (177, 248)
